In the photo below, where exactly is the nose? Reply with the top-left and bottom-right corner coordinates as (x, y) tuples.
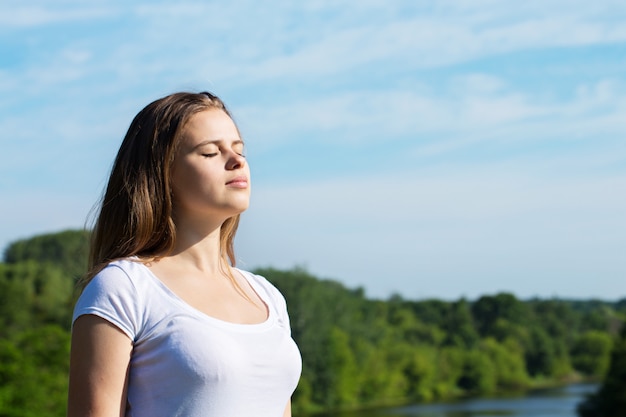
(226, 150), (245, 170)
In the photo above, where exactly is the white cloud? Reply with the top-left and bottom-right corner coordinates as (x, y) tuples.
(0, 4), (114, 28)
(5, 0), (612, 91)
(202, 1), (626, 84)
(4, 0), (625, 102)
(2, 0), (625, 301)
(235, 77), (626, 155)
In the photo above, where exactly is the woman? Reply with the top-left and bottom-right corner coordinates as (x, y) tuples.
(67, 92), (302, 417)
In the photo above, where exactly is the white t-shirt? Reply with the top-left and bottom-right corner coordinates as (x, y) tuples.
(73, 259), (302, 417)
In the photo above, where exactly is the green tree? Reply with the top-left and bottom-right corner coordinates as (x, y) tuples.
(480, 337), (529, 390)
(3, 229), (89, 281)
(403, 345), (437, 401)
(324, 327), (360, 407)
(571, 331), (613, 378)
(354, 336), (406, 404)
(457, 349), (496, 395)
(1, 230), (621, 416)
(0, 325), (71, 417)
(433, 346), (465, 398)
(524, 327), (558, 377)
(578, 326), (626, 417)
(472, 293), (528, 338)
(442, 299), (479, 349)
(0, 261), (74, 334)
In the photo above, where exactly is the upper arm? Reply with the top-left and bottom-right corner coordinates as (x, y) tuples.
(67, 314), (133, 417)
(283, 399), (292, 417)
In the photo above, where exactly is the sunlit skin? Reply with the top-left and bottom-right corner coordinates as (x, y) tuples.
(148, 109), (267, 327)
(170, 108), (251, 233)
(67, 109), (292, 417)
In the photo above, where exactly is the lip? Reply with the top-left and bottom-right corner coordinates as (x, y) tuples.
(226, 176), (249, 188)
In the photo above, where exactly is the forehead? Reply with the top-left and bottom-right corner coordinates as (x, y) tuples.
(179, 109), (240, 146)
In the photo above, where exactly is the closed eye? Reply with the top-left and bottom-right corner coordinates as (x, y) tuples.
(201, 153), (218, 158)
(233, 143), (245, 157)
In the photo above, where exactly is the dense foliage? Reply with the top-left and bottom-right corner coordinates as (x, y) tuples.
(261, 269), (624, 413)
(0, 230), (88, 417)
(0, 230), (624, 416)
(577, 325), (626, 417)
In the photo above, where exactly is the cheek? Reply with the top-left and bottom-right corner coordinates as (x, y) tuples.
(171, 165), (202, 203)
(173, 161), (202, 186)
(173, 165), (222, 201)
(170, 170), (188, 200)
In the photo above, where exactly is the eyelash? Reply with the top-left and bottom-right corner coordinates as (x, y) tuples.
(201, 152), (245, 158)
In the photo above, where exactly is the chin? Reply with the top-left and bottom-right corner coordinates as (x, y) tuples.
(229, 201), (250, 215)
(236, 204), (250, 214)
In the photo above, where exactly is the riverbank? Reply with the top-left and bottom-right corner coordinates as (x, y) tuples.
(312, 382), (599, 417)
(308, 378), (600, 417)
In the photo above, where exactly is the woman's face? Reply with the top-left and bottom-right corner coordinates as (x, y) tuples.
(171, 109), (250, 223)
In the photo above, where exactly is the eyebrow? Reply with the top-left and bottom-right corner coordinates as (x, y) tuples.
(192, 139), (245, 150)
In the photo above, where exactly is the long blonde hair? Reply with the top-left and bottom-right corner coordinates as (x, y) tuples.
(85, 92), (240, 284)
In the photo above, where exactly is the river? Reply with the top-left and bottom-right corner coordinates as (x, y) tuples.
(319, 383), (598, 417)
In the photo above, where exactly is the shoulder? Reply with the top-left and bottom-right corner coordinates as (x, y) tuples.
(84, 259), (152, 293)
(238, 269), (286, 306)
(237, 269), (293, 330)
(74, 259), (151, 340)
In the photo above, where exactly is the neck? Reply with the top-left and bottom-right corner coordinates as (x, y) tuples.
(169, 215), (226, 275)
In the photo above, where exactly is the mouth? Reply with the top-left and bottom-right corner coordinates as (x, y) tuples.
(226, 176), (249, 188)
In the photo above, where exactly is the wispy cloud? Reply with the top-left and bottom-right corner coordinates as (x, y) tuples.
(202, 1), (626, 84)
(0, 4), (114, 28)
(1, 0), (625, 299)
(235, 76), (625, 154)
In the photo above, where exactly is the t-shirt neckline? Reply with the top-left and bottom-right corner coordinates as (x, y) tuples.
(132, 260), (276, 331)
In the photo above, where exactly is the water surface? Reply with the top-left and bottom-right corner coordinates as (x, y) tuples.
(322, 383), (597, 417)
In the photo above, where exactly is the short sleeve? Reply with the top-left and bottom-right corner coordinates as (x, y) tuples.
(269, 285), (291, 333)
(73, 264), (142, 341)
(242, 270), (292, 334)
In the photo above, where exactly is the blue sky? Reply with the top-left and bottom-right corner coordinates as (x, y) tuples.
(1, 0), (625, 301)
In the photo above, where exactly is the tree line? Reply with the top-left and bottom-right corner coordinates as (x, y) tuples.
(0, 229), (624, 416)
